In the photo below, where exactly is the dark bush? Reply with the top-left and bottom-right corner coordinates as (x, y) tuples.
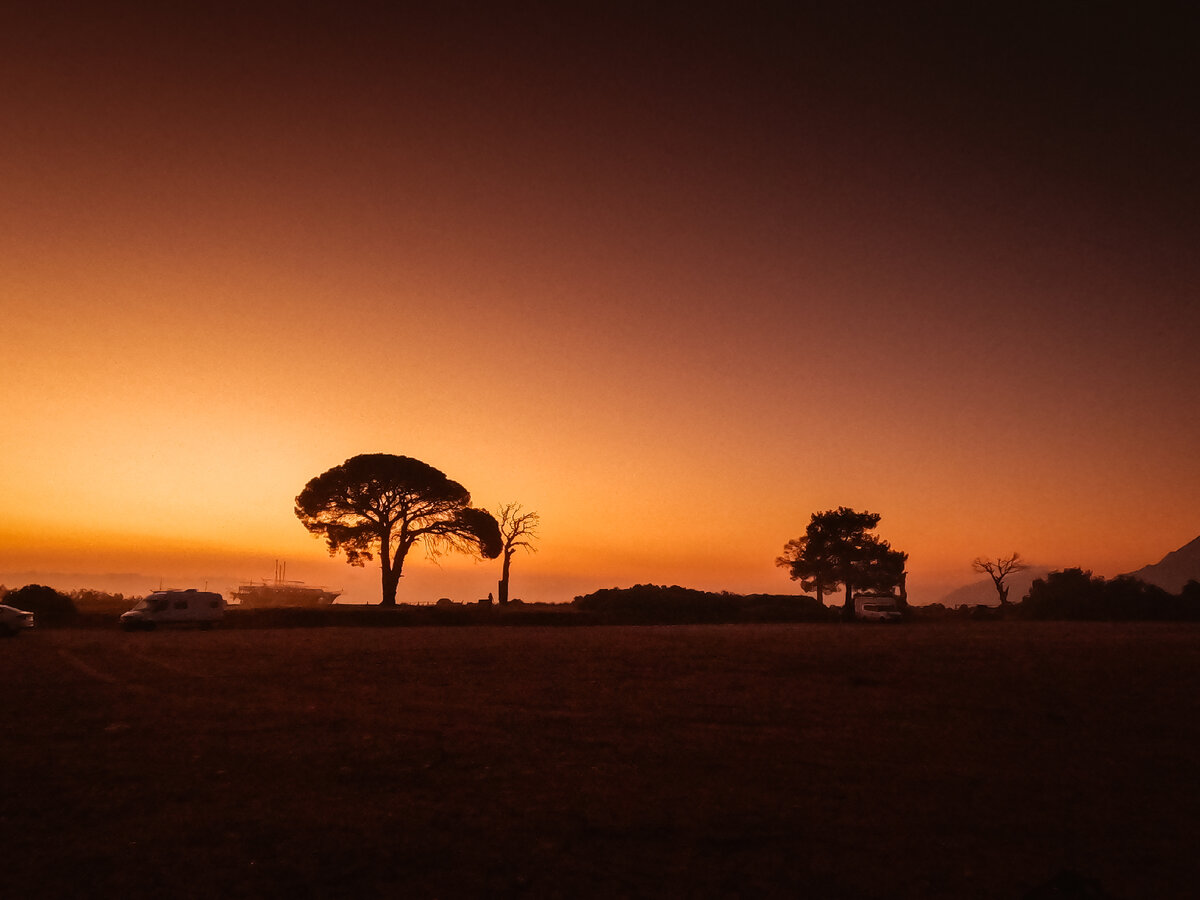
(1019, 569), (1197, 621)
(572, 584), (828, 624)
(4, 584), (78, 625)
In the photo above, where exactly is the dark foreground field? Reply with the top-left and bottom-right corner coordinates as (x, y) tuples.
(4, 623), (1199, 899)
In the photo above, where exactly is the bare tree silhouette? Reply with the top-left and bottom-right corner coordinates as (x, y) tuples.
(972, 552), (1030, 610)
(494, 503), (540, 605)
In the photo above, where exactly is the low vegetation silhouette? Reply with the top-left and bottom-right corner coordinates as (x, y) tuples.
(1, 584), (77, 625)
(295, 453), (501, 606)
(573, 584), (828, 624)
(914, 569), (1200, 622)
(776, 508), (908, 618)
(8, 570), (1200, 627)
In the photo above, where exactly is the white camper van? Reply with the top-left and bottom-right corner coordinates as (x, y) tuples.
(121, 589), (225, 631)
(854, 593), (903, 622)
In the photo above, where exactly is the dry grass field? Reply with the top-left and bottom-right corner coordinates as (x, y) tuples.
(4, 622), (1199, 898)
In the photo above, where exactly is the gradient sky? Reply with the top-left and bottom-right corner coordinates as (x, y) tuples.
(3, 3), (1198, 604)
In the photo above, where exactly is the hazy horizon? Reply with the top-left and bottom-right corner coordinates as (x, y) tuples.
(0, 534), (1179, 608)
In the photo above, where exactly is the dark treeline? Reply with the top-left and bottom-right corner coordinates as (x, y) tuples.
(1021, 569), (1200, 621)
(1, 583), (832, 627)
(7, 571), (1200, 627)
(919, 569), (1200, 622)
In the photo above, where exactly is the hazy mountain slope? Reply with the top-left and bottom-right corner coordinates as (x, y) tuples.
(1125, 535), (1200, 593)
(938, 569), (1051, 608)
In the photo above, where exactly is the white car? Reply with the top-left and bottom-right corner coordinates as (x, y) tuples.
(0, 604), (35, 636)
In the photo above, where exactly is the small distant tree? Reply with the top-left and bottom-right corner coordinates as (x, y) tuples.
(972, 552), (1030, 610)
(493, 503), (540, 605)
(295, 454), (502, 606)
(777, 507), (907, 618)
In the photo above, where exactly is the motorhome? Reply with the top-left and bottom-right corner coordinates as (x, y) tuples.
(120, 589), (225, 631)
(854, 592), (904, 622)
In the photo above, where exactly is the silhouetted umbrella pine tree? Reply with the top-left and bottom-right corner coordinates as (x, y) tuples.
(295, 453), (501, 606)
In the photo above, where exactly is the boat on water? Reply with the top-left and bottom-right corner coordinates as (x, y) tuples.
(231, 561), (342, 608)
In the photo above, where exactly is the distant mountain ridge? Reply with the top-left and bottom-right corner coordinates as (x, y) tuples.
(936, 534), (1200, 607)
(1125, 535), (1200, 593)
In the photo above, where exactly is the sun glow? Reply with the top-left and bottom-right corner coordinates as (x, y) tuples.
(3, 7), (1197, 605)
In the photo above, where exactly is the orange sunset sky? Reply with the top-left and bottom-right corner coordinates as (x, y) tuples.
(3, 4), (1198, 604)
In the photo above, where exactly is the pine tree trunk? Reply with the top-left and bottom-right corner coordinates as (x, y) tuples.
(381, 567), (401, 606)
(381, 580), (398, 606)
(380, 541), (404, 606)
